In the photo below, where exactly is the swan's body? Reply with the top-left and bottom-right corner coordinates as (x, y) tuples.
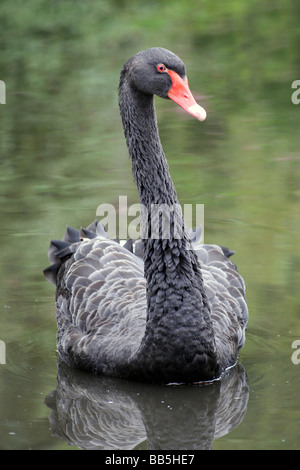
(44, 48), (248, 384)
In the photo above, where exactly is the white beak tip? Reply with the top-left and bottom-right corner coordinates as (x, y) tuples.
(188, 104), (207, 122)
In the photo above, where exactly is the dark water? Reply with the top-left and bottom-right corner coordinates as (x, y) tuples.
(1, 1), (300, 450)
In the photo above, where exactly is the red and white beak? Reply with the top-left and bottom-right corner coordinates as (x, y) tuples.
(167, 69), (207, 122)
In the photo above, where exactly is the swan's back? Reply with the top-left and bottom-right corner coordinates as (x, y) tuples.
(44, 221), (248, 378)
(194, 244), (248, 362)
(45, 221), (147, 374)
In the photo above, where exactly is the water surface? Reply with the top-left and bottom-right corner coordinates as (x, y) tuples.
(1, 0), (300, 450)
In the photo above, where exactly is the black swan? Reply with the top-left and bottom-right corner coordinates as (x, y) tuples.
(44, 47), (248, 384)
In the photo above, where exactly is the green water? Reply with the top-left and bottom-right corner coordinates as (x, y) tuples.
(0, 0), (300, 450)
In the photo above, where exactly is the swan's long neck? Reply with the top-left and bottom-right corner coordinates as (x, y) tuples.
(119, 73), (219, 382)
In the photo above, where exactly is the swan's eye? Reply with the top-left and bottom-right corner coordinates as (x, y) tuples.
(157, 63), (167, 73)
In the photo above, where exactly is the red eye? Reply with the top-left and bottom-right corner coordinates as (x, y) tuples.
(157, 63), (166, 73)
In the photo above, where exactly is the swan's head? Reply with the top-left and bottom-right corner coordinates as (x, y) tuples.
(124, 47), (207, 122)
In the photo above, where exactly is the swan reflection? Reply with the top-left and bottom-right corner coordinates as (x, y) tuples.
(45, 360), (248, 450)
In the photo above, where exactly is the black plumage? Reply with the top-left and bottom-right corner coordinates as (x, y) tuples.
(44, 48), (248, 384)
